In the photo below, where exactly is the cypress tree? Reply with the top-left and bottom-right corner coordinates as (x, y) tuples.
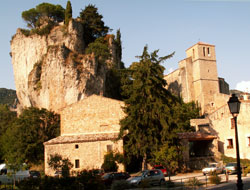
(65, 1), (72, 26)
(119, 46), (175, 170)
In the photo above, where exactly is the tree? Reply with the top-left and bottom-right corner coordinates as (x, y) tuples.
(65, 1), (72, 26)
(0, 105), (16, 162)
(152, 139), (183, 181)
(48, 154), (73, 177)
(79, 4), (109, 45)
(119, 46), (175, 170)
(1, 107), (60, 166)
(22, 3), (65, 29)
(101, 152), (118, 172)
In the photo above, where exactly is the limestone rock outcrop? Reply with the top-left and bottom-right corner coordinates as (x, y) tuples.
(11, 20), (120, 112)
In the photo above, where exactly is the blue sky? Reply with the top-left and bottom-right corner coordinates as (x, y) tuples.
(1, 0), (250, 92)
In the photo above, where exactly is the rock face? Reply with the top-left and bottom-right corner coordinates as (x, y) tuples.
(11, 20), (120, 113)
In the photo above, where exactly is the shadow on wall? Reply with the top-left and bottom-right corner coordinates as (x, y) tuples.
(167, 80), (182, 98)
(208, 118), (224, 155)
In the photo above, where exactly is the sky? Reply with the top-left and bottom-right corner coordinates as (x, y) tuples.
(0, 0), (250, 92)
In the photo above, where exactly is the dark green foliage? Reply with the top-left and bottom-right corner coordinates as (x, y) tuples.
(119, 45), (175, 169)
(85, 37), (111, 64)
(172, 100), (199, 133)
(22, 3), (65, 29)
(105, 69), (125, 100)
(48, 154), (73, 178)
(101, 152), (118, 172)
(65, 1), (72, 26)
(77, 170), (105, 190)
(0, 105), (16, 162)
(115, 29), (122, 64)
(79, 4), (109, 45)
(1, 107), (60, 166)
(0, 88), (17, 107)
(17, 173), (104, 190)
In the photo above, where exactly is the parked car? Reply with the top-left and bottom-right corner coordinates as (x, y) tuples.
(102, 172), (130, 186)
(29, 170), (41, 178)
(202, 163), (223, 175)
(224, 162), (239, 174)
(152, 165), (168, 176)
(127, 169), (165, 186)
(54, 170), (62, 178)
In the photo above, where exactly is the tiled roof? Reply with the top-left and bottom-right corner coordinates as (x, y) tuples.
(44, 133), (119, 145)
(178, 132), (217, 141)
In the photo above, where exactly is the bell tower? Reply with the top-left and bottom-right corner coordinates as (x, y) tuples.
(186, 42), (220, 114)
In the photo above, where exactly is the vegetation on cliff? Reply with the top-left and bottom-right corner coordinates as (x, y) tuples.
(65, 1), (72, 26)
(0, 88), (17, 107)
(79, 4), (110, 46)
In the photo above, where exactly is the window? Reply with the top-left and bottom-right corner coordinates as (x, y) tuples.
(203, 47), (206, 56)
(207, 47), (210, 56)
(107, 145), (113, 152)
(227, 139), (233, 149)
(248, 137), (250, 147)
(231, 118), (235, 129)
(193, 49), (195, 59)
(75, 144), (79, 149)
(75, 159), (80, 168)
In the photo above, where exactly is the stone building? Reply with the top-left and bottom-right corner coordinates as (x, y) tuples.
(164, 42), (250, 169)
(44, 95), (125, 176)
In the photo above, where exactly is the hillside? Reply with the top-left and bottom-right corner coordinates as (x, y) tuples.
(0, 88), (17, 107)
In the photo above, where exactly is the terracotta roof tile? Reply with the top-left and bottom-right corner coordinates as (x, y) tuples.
(44, 133), (119, 145)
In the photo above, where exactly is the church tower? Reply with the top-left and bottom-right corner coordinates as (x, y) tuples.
(186, 42), (220, 114)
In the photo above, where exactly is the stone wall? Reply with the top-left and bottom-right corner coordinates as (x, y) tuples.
(208, 101), (250, 159)
(60, 95), (125, 135)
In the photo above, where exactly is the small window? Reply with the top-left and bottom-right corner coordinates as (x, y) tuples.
(107, 145), (113, 152)
(75, 159), (80, 168)
(193, 49), (195, 59)
(207, 47), (210, 56)
(227, 139), (233, 149)
(231, 118), (235, 129)
(248, 137), (250, 147)
(75, 144), (79, 149)
(203, 47), (206, 56)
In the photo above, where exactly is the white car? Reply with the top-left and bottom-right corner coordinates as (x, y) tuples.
(202, 163), (223, 175)
(127, 169), (165, 186)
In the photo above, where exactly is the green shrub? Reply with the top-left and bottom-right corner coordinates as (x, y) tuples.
(111, 180), (131, 190)
(101, 152), (118, 172)
(186, 177), (202, 187)
(243, 166), (250, 176)
(209, 174), (221, 184)
(20, 29), (31, 36)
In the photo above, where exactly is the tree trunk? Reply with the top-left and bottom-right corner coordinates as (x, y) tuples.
(142, 153), (148, 170)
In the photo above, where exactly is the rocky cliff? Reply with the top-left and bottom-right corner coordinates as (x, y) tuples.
(11, 20), (120, 113)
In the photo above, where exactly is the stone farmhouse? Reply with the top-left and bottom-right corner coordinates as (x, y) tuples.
(44, 95), (125, 176)
(44, 42), (250, 175)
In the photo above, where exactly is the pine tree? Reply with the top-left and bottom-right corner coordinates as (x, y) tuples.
(115, 29), (122, 68)
(65, 1), (72, 26)
(119, 46), (175, 170)
(79, 4), (109, 45)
